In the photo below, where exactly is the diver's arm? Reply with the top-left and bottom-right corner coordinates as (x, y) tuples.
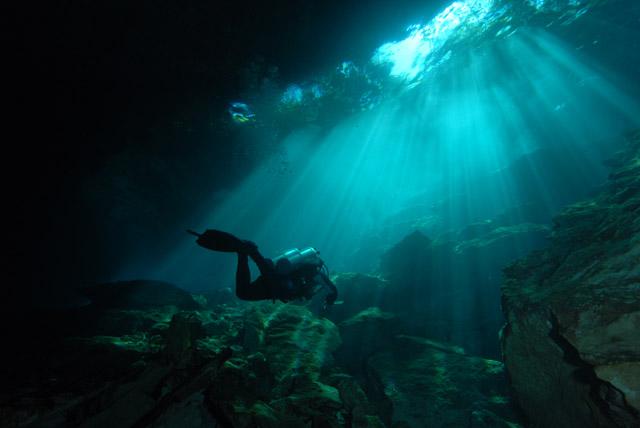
(318, 272), (338, 306)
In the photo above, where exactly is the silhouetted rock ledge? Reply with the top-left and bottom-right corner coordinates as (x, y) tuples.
(501, 130), (640, 427)
(81, 280), (201, 310)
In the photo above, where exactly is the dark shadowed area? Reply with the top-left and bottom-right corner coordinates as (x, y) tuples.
(7, 0), (447, 307)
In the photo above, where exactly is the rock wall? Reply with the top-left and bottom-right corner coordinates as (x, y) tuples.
(501, 131), (640, 427)
(378, 221), (549, 359)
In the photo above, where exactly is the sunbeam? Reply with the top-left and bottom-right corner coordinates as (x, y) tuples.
(146, 25), (639, 300)
(12, 0), (640, 426)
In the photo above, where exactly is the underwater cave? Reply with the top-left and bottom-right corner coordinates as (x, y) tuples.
(4, 0), (639, 427)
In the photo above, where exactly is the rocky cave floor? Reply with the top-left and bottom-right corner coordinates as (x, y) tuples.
(0, 281), (522, 428)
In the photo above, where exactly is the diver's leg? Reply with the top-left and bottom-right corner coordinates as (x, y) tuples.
(235, 253), (273, 301)
(235, 253), (252, 298)
(246, 245), (275, 277)
(196, 229), (246, 252)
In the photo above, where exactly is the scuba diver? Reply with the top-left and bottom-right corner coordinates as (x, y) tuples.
(188, 229), (338, 308)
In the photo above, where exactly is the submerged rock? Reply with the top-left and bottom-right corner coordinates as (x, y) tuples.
(367, 336), (520, 428)
(327, 373), (383, 427)
(336, 307), (400, 373)
(501, 131), (640, 427)
(242, 303), (341, 380)
(164, 311), (205, 366)
(378, 230), (452, 323)
(378, 222), (548, 358)
(202, 302), (348, 426)
(327, 273), (389, 323)
(3, 276), (526, 427)
(80, 280), (201, 310)
(453, 222), (549, 255)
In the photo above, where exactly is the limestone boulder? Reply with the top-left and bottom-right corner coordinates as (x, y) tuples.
(242, 302), (342, 380)
(367, 335), (520, 428)
(326, 272), (389, 324)
(335, 307), (400, 373)
(379, 221), (550, 358)
(501, 131), (640, 427)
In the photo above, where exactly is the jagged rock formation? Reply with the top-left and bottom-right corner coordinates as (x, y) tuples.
(80, 280), (201, 310)
(335, 307), (400, 374)
(368, 335), (518, 428)
(330, 305), (520, 427)
(501, 131), (640, 427)
(1, 275), (525, 427)
(0, 299), (379, 427)
(378, 219), (549, 358)
(327, 273), (390, 323)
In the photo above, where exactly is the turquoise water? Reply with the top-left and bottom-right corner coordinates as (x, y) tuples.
(4, 1), (639, 426)
(116, 0), (638, 357)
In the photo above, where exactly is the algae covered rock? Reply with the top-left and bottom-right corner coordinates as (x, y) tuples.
(367, 336), (520, 428)
(204, 302), (348, 426)
(336, 307), (400, 372)
(165, 311), (205, 366)
(3, 274), (526, 428)
(150, 392), (218, 428)
(244, 302), (341, 380)
(327, 272), (390, 323)
(453, 222), (549, 256)
(270, 375), (342, 416)
(2, 293), (351, 427)
(327, 373), (386, 427)
(208, 356), (271, 403)
(501, 131), (640, 427)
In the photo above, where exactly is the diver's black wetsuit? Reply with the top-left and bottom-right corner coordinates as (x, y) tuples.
(192, 229), (337, 305)
(236, 248), (336, 303)
(235, 247), (277, 301)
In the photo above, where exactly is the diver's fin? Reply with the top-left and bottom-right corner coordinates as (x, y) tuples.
(193, 229), (246, 253)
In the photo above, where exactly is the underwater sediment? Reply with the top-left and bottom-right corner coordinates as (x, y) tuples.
(501, 130), (640, 427)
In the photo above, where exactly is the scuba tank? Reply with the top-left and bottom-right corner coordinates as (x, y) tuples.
(273, 247), (324, 272)
(272, 247), (334, 303)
